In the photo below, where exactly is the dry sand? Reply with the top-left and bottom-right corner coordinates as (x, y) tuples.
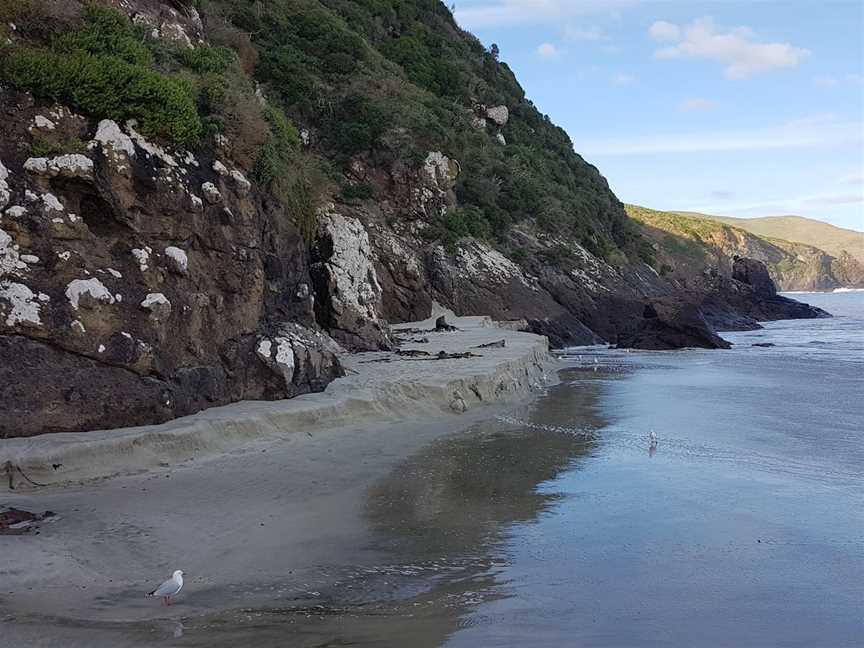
(0, 313), (558, 639)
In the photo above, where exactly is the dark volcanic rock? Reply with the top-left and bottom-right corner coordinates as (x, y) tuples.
(0, 97), (344, 437)
(616, 300), (731, 350)
(701, 257), (831, 331)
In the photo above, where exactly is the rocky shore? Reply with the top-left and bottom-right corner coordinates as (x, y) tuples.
(0, 310), (555, 488)
(0, 312), (560, 640)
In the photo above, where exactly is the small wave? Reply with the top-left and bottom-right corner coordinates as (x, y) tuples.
(833, 287), (864, 293)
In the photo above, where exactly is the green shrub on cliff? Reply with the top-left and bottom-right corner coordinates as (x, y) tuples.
(3, 48), (201, 145)
(1, 6), (202, 145)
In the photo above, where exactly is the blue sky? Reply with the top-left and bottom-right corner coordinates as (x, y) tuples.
(454, 0), (864, 231)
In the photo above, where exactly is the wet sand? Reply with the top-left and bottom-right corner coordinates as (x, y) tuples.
(1, 374), (608, 647)
(1, 313), (562, 646)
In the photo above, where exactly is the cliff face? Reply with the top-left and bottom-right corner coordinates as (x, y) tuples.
(0, 1), (829, 437)
(628, 205), (864, 291)
(0, 90), (342, 437)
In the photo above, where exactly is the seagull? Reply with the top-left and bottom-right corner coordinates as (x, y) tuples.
(649, 430), (658, 447)
(147, 570), (184, 606)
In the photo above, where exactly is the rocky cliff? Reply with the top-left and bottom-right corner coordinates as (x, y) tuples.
(0, 91), (343, 437)
(628, 205), (864, 291)
(0, 0), (829, 437)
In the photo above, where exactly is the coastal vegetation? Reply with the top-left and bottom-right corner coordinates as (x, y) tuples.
(1, 0), (642, 260)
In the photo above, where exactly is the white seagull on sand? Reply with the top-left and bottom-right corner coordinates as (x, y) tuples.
(147, 569), (184, 606)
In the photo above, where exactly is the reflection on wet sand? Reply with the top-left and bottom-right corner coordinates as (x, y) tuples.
(2, 369), (612, 647)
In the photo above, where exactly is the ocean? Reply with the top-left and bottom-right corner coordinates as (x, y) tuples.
(439, 290), (864, 647)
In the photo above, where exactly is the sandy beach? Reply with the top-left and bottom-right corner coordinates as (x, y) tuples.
(0, 313), (557, 644)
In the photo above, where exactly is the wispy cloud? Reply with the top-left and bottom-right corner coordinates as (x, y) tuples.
(537, 42), (559, 59)
(814, 73), (864, 87)
(649, 20), (680, 42)
(650, 18), (810, 79)
(802, 194), (864, 207)
(679, 97), (716, 112)
(690, 193), (864, 221)
(841, 172), (864, 186)
(454, 0), (634, 29)
(577, 114), (863, 156)
(710, 190), (735, 201)
(612, 72), (635, 85)
(564, 25), (608, 42)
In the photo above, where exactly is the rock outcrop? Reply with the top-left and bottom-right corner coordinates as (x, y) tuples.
(700, 257), (830, 330)
(0, 95), (342, 437)
(310, 206), (390, 350)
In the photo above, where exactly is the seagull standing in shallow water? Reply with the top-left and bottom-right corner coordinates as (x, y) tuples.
(147, 570), (184, 606)
(649, 430), (658, 447)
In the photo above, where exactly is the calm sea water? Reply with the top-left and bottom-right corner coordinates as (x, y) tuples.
(13, 293), (861, 647)
(442, 291), (864, 647)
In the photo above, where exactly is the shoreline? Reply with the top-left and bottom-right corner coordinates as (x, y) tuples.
(0, 313), (559, 635)
(1, 312), (556, 489)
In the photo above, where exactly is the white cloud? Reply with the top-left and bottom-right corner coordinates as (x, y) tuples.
(814, 75), (840, 87)
(454, 0), (635, 29)
(841, 172), (864, 186)
(564, 25), (608, 42)
(537, 42), (559, 59)
(710, 190), (735, 200)
(612, 72), (635, 85)
(649, 20), (680, 42)
(802, 194), (864, 206)
(815, 73), (863, 87)
(577, 114), (863, 156)
(650, 18), (810, 79)
(679, 97), (716, 112)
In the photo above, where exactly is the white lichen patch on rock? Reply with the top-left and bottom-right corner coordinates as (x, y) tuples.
(376, 231), (423, 278)
(159, 21), (192, 49)
(164, 246), (188, 274)
(256, 338), (272, 360)
(318, 207), (383, 318)
(189, 194), (203, 211)
(71, 319), (86, 334)
(125, 121), (177, 167)
(66, 278), (116, 310)
(454, 240), (530, 286)
(421, 151), (460, 191)
(1, 228), (27, 275)
(486, 105), (509, 126)
(131, 247), (151, 272)
(30, 115), (56, 131)
(212, 160), (230, 176)
(90, 119), (136, 165)
(0, 160), (11, 210)
(255, 335), (296, 385)
(140, 292), (171, 319)
(201, 182), (221, 204)
(24, 154), (94, 179)
(496, 133), (507, 146)
(41, 193), (64, 213)
(0, 280), (47, 328)
(230, 169), (251, 194)
(106, 267), (122, 278)
(4, 205), (27, 218)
